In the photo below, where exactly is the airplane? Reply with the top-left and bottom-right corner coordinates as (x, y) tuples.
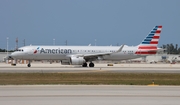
(10, 25), (162, 67)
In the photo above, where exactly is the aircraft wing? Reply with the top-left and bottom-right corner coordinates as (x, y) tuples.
(84, 44), (124, 57)
(67, 45), (124, 59)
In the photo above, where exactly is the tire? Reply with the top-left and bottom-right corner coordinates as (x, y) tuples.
(82, 63), (87, 67)
(27, 64), (31, 67)
(89, 63), (94, 67)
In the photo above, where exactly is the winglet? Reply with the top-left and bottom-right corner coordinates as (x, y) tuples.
(116, 44), (124, 53)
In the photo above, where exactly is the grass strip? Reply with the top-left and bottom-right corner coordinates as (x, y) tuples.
(0, 73), (180, 85)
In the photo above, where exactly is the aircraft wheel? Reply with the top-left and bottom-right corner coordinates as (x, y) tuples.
(89, 62), (94, 67)
(27, 63), (31, 67)
(82, 63), (87, 67)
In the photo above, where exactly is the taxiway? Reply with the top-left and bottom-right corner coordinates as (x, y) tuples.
(0, 63), (180, 73)
(0, 85), (180, 105)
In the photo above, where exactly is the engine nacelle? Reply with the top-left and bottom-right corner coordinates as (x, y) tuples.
(70, 57), (85, 65)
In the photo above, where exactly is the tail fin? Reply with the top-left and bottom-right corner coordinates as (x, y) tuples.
(136, 25), (162, 55)
(140, 25), (162, 46)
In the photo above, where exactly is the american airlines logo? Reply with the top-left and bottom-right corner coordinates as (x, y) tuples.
(34, 47), (40, 54)
(34, 47), (72, 54)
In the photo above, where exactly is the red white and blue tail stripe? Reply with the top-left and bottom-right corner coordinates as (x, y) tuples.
(135, 25), (162, 55)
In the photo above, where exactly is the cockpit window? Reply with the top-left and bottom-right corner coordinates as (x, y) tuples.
(16, 49), (24, 52)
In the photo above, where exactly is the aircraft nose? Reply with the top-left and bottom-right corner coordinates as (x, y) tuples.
(10, 52), (19, 58)
(10, 52), (15, 57)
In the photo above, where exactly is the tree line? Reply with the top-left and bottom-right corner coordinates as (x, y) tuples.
(0, 48), (14, 52)
(0, 49), (6, 52)
(160, 43), (180, 54)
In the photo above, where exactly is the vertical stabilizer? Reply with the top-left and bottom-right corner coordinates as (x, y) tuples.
(136, 26), (162, 55)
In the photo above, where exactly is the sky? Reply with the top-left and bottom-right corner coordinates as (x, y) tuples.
(0, 0), (180, 50)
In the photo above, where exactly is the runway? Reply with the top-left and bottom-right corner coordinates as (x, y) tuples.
(1, 63), (180, 104)
(0, 85), (180, 105)
(0, 63), (180, 73)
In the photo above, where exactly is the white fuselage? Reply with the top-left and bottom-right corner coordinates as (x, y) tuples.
(11, 45), (142, 61)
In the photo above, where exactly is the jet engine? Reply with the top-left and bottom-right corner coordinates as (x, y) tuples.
(70, 57), (85, 65)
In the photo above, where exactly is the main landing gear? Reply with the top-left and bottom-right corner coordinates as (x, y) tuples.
(82, 62), (94, 67)
(89, 62), (94, 67)
(82, 62), (88, 67)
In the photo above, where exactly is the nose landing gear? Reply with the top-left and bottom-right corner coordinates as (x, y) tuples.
(27, 60), (31, 67)
(27, 63), (31, 67)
